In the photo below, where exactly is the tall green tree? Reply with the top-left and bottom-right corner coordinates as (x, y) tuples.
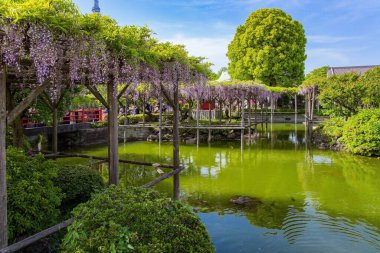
(227, 8), (307, 86)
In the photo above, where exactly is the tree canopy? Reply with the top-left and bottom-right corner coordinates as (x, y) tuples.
(227, 8), (307, 87)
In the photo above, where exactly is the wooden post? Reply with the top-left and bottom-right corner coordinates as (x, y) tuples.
(107, 82), (119, 185)
(265, 98), (268, 133)
(159, 90), (163, 145)
(254, 96), (258, 134)
(241, 91), (245, 149)
(172, 81), (180, 200)
(196, 97), (200, 146)
(52, 105), (58, 154)
(208, 95), (212, 143)
(295, 94), (298, 124)
(270, 94), (274, 124)
(0, 65), (8, 248)
(248, 96), (252, 142)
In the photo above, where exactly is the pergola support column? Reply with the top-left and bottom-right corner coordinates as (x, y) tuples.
(159, 90), (163, 145)
(248, 97), (252, 142)
(241, 91), (245, 149)
(196, 98), (200, 146)
(52, 106), (58, 154)
(172, 81), (180, 200)
(0, 66), (8, 249)
(108, 82), (119, 185)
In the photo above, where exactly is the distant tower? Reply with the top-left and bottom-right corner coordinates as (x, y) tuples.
(92, 0), (100, 13)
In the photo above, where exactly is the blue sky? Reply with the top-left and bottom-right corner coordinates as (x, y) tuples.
(72, 0), (380, 73)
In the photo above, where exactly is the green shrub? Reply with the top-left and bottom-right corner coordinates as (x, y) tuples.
(120, 113), (173, 124)
(321, 117), (345, 144)
(55, 165), (105, 210)
(90, 120), (108, 128)
(62, 186), (214, 253)
(341, 109), (380, 156)
(7, 148), (62, 241)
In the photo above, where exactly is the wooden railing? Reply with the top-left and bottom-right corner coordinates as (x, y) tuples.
(0, 153), (184, 253)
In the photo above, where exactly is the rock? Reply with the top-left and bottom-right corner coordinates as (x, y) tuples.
(185, 138), (197, 145)
(147, 134), (158, 142)
(230, 196), (261, 206)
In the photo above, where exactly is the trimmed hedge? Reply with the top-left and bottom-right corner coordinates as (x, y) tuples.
(7, 148), (62, 241)
(341, 109), (380, 156)
(55, 165), (105, 210)
(62, 186), (214, 253)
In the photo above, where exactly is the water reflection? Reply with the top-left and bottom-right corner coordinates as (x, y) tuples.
(66, 124), (380, 253)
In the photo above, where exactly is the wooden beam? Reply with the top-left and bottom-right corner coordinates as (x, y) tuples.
(0, 66), (8, 249)
(0, 219), (73, 253)
(7, 80), (51, 125)
(117, 82), (131, 101)
(143, 167), (184, 188)
(42, 152), (175, 169)
(85, 83), (109, 110)
(40, 92), (54, 111)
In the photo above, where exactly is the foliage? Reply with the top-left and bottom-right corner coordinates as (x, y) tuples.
(341, 109), (380, 156)
(119, 113), (174, 125)
(90, 120), (108, 128)
(227, 8), (306, 86)
(7, 148), (62, 241)
(360, 66), (380, 108)
(302, 66), (328, 88)
(320, 117), (345, 144)
(54, 165), (104, 209)
(62, 186), (214, 253)
(318, 72), (364, 118)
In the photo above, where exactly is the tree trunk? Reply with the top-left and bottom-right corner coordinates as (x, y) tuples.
(172, 82), (180, 200)
(52, 106), (58, 154)
(107, 82), (119, 185)
(0, 66), (8, 248)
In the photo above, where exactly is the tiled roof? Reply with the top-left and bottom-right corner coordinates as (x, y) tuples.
(327, 65), (380, 76)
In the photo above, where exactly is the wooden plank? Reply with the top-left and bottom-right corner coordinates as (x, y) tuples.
(0, 219), (73, 253)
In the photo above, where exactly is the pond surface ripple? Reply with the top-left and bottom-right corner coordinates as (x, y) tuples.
(66, 124), (380, 253)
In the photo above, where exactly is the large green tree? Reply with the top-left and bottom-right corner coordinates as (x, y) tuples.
(227, 8), (307, 86)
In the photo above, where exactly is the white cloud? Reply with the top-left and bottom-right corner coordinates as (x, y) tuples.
(163, 34), (233, 71)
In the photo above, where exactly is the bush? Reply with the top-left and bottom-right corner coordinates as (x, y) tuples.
(55, 165), (105, 210)
(341, 109), (380, 156)
(7, 148), (62, 241)
(320, 117), (345, 144)
(90, 120), (108, 128)
(62, 186), (214, 253)
(120, 113), (174, 125)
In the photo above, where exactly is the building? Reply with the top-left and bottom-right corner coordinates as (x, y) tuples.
(327, 65), (380, 77)
(92, 0), (100, 13)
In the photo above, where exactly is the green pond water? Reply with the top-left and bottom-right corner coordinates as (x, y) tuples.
(63, 124), (380, 253)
